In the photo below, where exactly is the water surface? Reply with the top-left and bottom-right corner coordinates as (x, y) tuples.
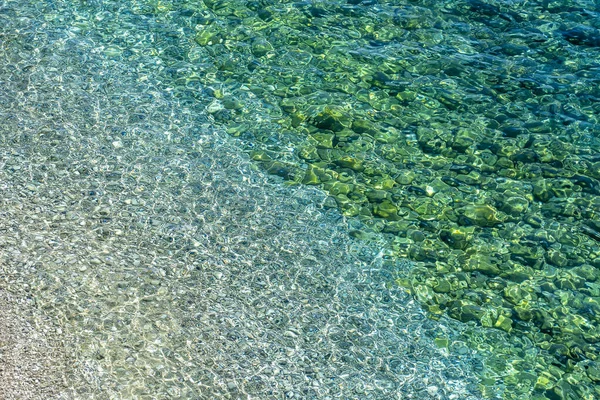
(2, 0), (600, 399)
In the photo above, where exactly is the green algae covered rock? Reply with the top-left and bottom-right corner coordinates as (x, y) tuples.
(465, 254), (501, 276)
(457, 205), (506, 227)
(373, 200), (400, 220)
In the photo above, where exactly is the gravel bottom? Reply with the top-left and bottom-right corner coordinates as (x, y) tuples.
(0, 290), (76, 400)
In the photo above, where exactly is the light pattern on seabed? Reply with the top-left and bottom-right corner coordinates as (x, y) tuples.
(0, 1), (483, 399)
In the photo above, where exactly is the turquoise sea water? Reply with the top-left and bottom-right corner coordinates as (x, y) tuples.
(1, 0), (600, 399)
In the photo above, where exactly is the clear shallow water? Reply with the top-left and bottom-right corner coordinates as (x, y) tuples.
(2, 0), (600, 399)
(0, 0), (482, 399)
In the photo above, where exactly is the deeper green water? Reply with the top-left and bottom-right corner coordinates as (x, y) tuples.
(1, 0), (600, 399)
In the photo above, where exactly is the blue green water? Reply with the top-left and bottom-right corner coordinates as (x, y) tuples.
(1, 0), (600, 399)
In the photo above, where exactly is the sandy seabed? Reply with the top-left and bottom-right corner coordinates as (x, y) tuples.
(0, 290), (75, 399)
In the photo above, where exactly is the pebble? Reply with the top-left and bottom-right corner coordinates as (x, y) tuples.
(427, 386), (439, 395)
(206, 101), (224, 114)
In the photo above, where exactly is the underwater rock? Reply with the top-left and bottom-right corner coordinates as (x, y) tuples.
(449, 301), (486, 323)
(465, 254), (500, 276)
(457, 204), (506, 227)
(585, 362), (600, 382)
(251, 38), (273, 57)
(561, 25), (600, 47)
(439, 227), (473, 250)
(310, 106), (352, 132)
(373, 200), (400, 220)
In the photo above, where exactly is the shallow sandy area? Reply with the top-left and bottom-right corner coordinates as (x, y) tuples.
(0, 289), (73, 400)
